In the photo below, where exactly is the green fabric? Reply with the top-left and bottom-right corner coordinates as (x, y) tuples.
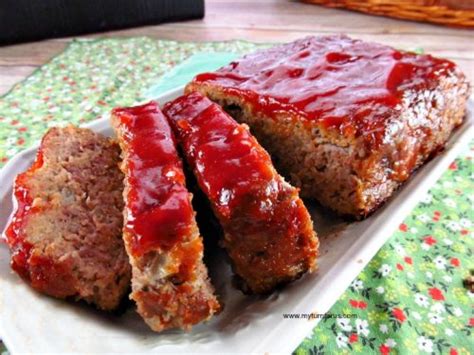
(0, 38), (472, 354)
(144, 52), (240, 98)
(295, 151), (474, 355)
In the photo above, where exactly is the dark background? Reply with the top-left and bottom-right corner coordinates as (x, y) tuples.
(0, 0), (204, 45)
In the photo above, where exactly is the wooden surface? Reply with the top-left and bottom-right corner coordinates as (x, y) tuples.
(0, 0), (472, 95)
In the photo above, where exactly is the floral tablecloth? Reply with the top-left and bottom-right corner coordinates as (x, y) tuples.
(0, 38), (472, 354)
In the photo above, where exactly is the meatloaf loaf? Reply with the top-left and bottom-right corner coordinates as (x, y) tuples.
(4, 126), (131, 310)
(186, 35), (471, 218)
(163, 92), (319, 294)
(111, 101), (220, 332)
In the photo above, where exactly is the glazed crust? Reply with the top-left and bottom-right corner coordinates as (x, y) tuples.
(186, 35), (471, 218)
(111, 101), (219, 332)
(163, 93), (319, 294)
(4, 126), (131, 310)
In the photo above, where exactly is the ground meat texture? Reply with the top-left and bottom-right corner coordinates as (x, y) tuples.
(111, 101), (219, 332)
(4, 126), (131, 311)
(163, 92), (319, 294)
(186, 35), (471, 218)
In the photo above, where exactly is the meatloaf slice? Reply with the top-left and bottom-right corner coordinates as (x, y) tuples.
(186, 35), (471, 218)
(111, 101), (219, 332)
(163, 92), (319, 294)
(4, 126), (131, 311)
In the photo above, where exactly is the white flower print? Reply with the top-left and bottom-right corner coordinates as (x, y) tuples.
(426, 271), (433, 278)
(379, 324), (389, 334)
(30, 99), (42, 107)
(385, 338), (397, 348)
(417, 336), (434, 353)
(421, 193), (432, 204)
(379, 264), (392, 277)
(430, 303), (445, 313)
(355, 319), (370, 337)
(415, 293), (429, 308)
(407, 272), (415, 279)
(443, 275), (452, 283)
(442, 181), (453, 188)
(410, 227), (418, 234)
(336, 318), (352, 332)
(434, 256), (446, 269)
(412, 311), (422, 320)
(376, 286), (385, 294)
(443, 238), (453, 246)
(6, 148), (19, 156)
(394, 243), (406, 256)
(446, 221), (461, 232)
(351, 279), (364, 291)
(460, 218), (471, 228)
(428, 312), (443, 324)
(445, 328), (454, 336)
(421, 242), (431, 251)
(443, 198), (456, 208)
(417, 214), (430, 223)
(453, 307), (463, 317)
(6, 136), (17, 146)
(336, 333), (348, 348)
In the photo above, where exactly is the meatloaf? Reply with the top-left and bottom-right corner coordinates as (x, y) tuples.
(186, 35), (471, 218)
(111, 101), (219, 332)
(163, 92), (319, 294)
(4, 126), (131, 310)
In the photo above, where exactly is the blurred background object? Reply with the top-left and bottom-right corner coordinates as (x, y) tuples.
(301, 0), (474, 27)
(0, 0), (204, 45)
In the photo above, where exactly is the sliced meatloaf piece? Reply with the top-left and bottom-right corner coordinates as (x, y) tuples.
(111, 101), (219, 332)
(4, 126), (131, 311)
(163, 92), (319, 294)
(186, 35), (471, 218)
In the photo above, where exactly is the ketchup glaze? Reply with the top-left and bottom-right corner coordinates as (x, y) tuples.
(163, 92), (318, 294)
(112, 102), (194, 257)
(163, 92), (277, 220)
(192, 35), (456, 148)
(5, 148), (44, 280)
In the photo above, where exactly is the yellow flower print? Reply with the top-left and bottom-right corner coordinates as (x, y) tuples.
(406, 241), (418, 253)
(453, 287), (469, 304)
(421, 322), (438, 336)
(447, 315), (463, 330)
(353, 343), (363, 352)
(318, 333), (329, 344)
(453, 243), (465, 253)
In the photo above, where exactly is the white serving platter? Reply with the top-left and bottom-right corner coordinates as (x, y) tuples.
(0, 87), (472, 354)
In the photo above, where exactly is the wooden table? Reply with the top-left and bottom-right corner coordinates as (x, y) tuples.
(0, 0), (472, 95)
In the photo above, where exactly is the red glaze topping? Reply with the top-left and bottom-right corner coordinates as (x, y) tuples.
(163, 92), (278, 220)
(5, 144), (45, 281)
(192, 35), (456, 147)
(164, 93), (318, 293)
(112, 102), (194, 257)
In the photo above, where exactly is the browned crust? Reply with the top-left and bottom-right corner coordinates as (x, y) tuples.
(163, 94), (319, 294)
(111, 113), (220, 332)
(186, 67), (470, 218)
(223, 179), (319, 294)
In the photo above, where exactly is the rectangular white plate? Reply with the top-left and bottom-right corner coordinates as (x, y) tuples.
(0, 87), (472, 354)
